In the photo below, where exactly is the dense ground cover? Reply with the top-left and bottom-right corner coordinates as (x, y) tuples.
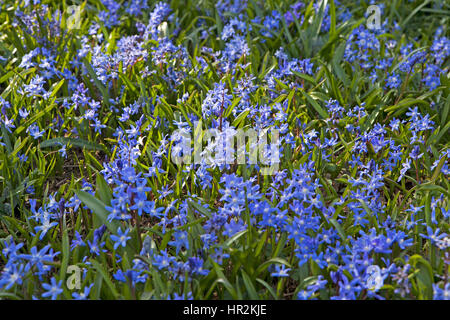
(0, 0), (449, 300)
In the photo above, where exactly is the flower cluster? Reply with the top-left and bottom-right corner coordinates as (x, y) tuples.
(0, 0), (448, 300)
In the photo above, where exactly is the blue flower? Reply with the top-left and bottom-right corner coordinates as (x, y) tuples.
(270, 264), (291, 277)
(72, 284), (94, 300)
(385, 72), (401, 89)
(110, 227), (131, 250)
(27, 123), (45, 139)
(168, 230), (189, 254)
(41, 277), (63, 300)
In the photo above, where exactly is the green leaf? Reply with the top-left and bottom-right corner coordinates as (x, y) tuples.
(96, 173), (112, 205)
(330, 218), (347, 243)
(188, 200), (212, 218)
(302, 90), (329, 118)
(83, 58), (110, 105)
(90, 259), (120, 299)
(59, 228), (70, 281)
(409, 255), (434, 300)
(50, 79), (65, 98)
(75, 190), (119, 234)
(256, 257), (291, 277)
(292, 70), (317, 86)
(430, 155), (446, 182)
(256, 278), (278, 299)
(40, 137), (107, 152)
(224, 229), (248, 248)
(241, 270), (259, 299)
(232, 110), (250, 128)
(207, 261), (238, 299)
